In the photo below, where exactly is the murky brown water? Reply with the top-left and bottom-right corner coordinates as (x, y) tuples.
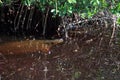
(0, 36), (120, 80)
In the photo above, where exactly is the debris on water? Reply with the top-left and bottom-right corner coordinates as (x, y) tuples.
(30, 67), (34, 71)
(31, 54), (34, 57)
(38, 51), (41, 53)
(48, 51), (51, 54)
(33, 38), (36, 40)
(17, 45), (21, 48)
(9, 52), (14, 54)
(17, 68), (22, 71)
(43, 67), (48, 72)
(73, 49), (78, 52)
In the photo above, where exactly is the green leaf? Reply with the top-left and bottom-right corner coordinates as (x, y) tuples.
(117, 17), (120, 25)
(117, 3), (120, 11)
(68, 9), (72, 13)
(51, 9), (55, 13)
(96, 0), (100, 5)
(67, 0), (76, 4)
(72, 71), (81, 79)
(0, 0), (2, 3)
(27, 0), (31, 6)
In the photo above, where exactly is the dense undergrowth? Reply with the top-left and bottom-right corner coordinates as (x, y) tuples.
(0, 0), (120, 39)
(0, 0), (120, 17)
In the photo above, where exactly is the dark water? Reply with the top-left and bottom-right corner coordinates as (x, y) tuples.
(0, 36), (120, 80)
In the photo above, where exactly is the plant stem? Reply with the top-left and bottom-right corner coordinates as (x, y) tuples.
(16, 4), (24, 31)
(42, 7), (50, 38)
(21, 6), (28, 35)
(26, 6), (34, 30)
(55, 0), (57, 15)
(14, 3), (22, 31)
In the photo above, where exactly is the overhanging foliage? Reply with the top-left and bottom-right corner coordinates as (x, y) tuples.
(0, 0), (119, 16)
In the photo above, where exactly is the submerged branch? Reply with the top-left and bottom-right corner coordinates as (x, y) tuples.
(0, 39), (63, 55)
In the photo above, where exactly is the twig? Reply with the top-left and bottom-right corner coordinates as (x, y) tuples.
(21, 6), (28, 29)
(109, 15), (117, 46)
(26, 6), (35, 29)
(14, 3), (22, 31)
(42, 7), (50, 37)
(16, 4), (24, 30)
